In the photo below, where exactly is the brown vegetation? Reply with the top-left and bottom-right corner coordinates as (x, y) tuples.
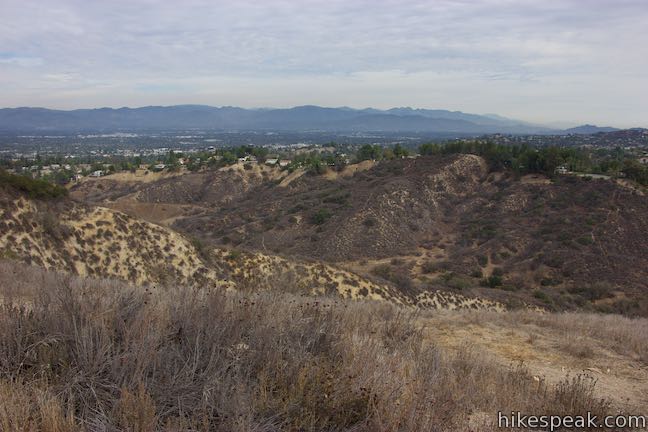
(0, 262), (629, 431)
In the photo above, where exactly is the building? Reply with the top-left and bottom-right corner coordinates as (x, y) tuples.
(265, 158), (279, 166)
(90, 170), (104, 177)
(555, 165), (568, 175)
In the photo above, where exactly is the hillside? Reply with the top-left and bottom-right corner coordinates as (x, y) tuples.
(68, 155), (648, 315)
(2, 169), (504, 311)
(0, 187), (223, 287)
(11, 154), (648, 316)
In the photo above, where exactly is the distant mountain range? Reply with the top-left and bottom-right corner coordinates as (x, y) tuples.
(0, 105), (623, 135)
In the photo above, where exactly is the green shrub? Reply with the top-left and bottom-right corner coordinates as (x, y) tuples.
(480, 275), (503, 288)
(568, 283), (613, 301)
(533, 290), (551, 303)
(311, 208), (332, 225)
(0, 169), (68, 199)
(577, 236), (593, 246)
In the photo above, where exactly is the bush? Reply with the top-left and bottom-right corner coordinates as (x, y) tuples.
(440, 273), (473, 290)
(190, 237), (211, 263)
(577, 236), (593, 246)
(38, 210), (72, 241)
(492, 267), (505, 277)
(470, 269), (483, 278)
(371, 264), (413, 291)
(480, 275), (503, 288)
(363, 217), (376, 227)
(0, 264), (618, 430)
(311, 208), (332, 225)
(533, 290), (551, 303)
(0, 169), (68, 199)
(568, 282), (613, 301)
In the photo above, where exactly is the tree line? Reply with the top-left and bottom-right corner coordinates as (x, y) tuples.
(418, 140), (648, 185)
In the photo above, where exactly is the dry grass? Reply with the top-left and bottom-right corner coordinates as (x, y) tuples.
(0, 262), (616, 431)
(446, 309), (648, 365)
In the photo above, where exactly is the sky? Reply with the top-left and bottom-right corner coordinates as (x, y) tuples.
(1, 0), (647, 127)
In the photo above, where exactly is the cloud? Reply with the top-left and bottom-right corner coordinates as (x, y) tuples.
(0, 52), (43, 67)
(0, 0), (646, 126)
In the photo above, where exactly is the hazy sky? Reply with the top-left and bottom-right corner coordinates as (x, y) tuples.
(1, 0), (647, 127)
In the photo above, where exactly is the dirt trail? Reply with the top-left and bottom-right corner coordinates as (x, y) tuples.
(421, 314), (648, 411)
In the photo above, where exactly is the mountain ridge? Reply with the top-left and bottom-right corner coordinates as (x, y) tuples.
(0, 105), (558, 134)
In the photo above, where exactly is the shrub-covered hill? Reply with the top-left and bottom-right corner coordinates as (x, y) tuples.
(2, 172), (505, 310)
(168, 155), (648, 315)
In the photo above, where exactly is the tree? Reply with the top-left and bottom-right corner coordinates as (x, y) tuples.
(221, 151), (237, 165)
(419, 143), (441, 155)
(356, 144), (383, 162)
(622, 160), (648, 186)
(393, 144), (408, 158)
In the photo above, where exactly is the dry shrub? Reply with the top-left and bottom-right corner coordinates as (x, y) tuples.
(0, 262), (616, 431)
(0, 380), (78, 432)
(557, 335), (596, 360)
(115, 383), (157, 432)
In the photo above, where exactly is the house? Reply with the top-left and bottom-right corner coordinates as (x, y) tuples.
(153, 163), (166, 171)
(279, 160), (291, 168)
(638, 157), (648, 165)
(265, 158), (279, 166)
(90, 170), (104, 177)
(50, 164), (61, 170)
(555, 165), (568, 175)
